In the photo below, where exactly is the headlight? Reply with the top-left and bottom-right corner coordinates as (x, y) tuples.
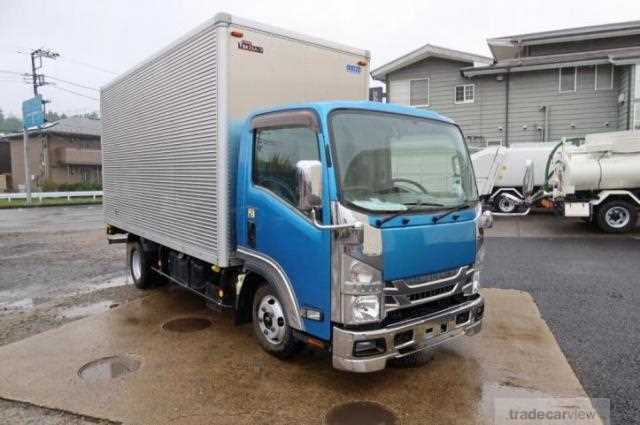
(347, 295), (381, 323)
(340, 255), (383, 324)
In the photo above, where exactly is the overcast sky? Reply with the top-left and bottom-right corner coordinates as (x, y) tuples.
(1, 0), (639, 118)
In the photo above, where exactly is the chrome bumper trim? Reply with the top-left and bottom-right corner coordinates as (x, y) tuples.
(332, 296), (484, 373)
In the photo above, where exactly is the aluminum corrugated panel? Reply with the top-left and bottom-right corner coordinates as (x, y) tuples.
(102, 25), (224, 265)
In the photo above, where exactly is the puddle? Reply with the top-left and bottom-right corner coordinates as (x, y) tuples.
(324, 401), (398, 425)
(0, 298), (35, 311)
(78, 355), (141, 381)
(59, 301), (116, 319)
(162, 317), (212, 333)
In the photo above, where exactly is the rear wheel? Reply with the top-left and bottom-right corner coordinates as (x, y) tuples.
(252, 283), (302, 359)
(126, 240), (155, 289)
(595, 200), (638, 233)
(494, 193), (518, 214)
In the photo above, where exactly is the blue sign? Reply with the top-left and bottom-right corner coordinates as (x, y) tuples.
(345, 64), (362, 74)
(22, 96), (45, 129)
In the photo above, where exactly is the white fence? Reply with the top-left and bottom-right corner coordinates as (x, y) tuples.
(0, 191), (103, 202)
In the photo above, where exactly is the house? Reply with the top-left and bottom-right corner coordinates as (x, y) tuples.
(1, 116), (102, 191)
(372, 21), (640, 146)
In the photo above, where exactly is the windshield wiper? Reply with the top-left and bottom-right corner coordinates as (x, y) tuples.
(375, 199), (444, 228)
(431, 202), (473, 224)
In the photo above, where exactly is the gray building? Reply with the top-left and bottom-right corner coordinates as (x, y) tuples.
(372, 21), (640, 146)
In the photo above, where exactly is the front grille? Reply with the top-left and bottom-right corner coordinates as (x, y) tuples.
(407, 284), (455, 302)
(382, 295), (479, 327)
(384, 265), (473, 311)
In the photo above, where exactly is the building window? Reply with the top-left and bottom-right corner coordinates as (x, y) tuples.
(580, 65), (595, 90)
(559, 67), (577, 92)
(595, 64), (613, 90)
(455, 84), (475, 103)
(409, 78), (429, 107)
(634, 103), (640, 130)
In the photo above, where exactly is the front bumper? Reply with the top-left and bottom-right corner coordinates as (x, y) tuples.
(332, 295), (484, 373)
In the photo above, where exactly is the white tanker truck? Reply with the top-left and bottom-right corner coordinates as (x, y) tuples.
(473, 130), (640, 233)
(547, 130), (640, 233)
(472, 142), (577, 214)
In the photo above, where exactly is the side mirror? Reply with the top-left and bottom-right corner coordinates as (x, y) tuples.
(522, 159), (535, 198)
(296, 160), (323, 212)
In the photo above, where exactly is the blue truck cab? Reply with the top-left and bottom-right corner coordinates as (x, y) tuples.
(231, 101), (490, 372)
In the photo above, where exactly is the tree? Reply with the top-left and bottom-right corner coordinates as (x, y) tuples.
(0, 108), (23, 133)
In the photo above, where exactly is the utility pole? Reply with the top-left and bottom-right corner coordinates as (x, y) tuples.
(23, 48), (59, 204)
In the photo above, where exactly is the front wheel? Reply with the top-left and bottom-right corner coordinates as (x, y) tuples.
(595, 200), (638, 233)
(252, 283), (302, 359)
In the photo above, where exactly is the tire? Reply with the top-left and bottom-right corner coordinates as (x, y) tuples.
(595, 200), (638, 233)
(126, 240), (155, 289)
(494, 193), (518, 214)
(252, 283), (302, 359)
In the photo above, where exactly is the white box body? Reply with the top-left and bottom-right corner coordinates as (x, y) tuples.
(101, 13), (369, 266)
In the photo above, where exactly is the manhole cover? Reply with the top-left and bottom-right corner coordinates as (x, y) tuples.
(162, 317), (212, 333)
(78, 355), (140, 381)
(325, 401), (398, 425)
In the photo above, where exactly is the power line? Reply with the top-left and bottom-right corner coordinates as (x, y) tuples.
(58, 56), (117, 75)
(47, 85), (99, 101)
(45, 75), (98, 92)
(0, 69), (24, 76)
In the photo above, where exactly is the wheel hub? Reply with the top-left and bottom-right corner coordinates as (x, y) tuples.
(605, 206), (630, 228)
(257, 295), (286, 345)
(497, 195), (517, 213)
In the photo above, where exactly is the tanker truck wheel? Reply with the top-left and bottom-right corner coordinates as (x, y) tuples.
(494, 193), (518, 214)
(595, 200), (638, 233)
(252, 283), (302, 359)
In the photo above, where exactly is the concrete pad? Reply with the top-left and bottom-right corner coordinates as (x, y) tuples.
(0, 288), (602, 425)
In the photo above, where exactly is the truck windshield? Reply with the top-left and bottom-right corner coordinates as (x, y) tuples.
(330, 110), (478, 213)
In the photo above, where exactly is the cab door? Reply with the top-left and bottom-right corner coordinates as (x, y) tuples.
(238, 111), (331, 340)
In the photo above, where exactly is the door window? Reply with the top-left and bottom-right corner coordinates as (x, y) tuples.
(253, 126), (320, 208)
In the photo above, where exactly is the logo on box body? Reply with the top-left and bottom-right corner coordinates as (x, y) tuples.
(238, 40), (263, 54)
(346, 64), (362, 74)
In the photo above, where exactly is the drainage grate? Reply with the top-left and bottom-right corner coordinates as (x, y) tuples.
(162, 317), (212, 333)
(324, 401), (398, 425)
(78, 355), (140, 381)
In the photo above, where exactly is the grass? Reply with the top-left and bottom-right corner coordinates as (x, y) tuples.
(0, 196), (102, 209)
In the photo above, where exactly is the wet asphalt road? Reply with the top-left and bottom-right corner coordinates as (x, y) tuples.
(484, 234), (640, 425)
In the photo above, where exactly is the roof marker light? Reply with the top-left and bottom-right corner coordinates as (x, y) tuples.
(230, 31), (243, 38)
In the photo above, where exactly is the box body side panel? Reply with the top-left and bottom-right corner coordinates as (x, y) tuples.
(102, 25), (225, 265)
